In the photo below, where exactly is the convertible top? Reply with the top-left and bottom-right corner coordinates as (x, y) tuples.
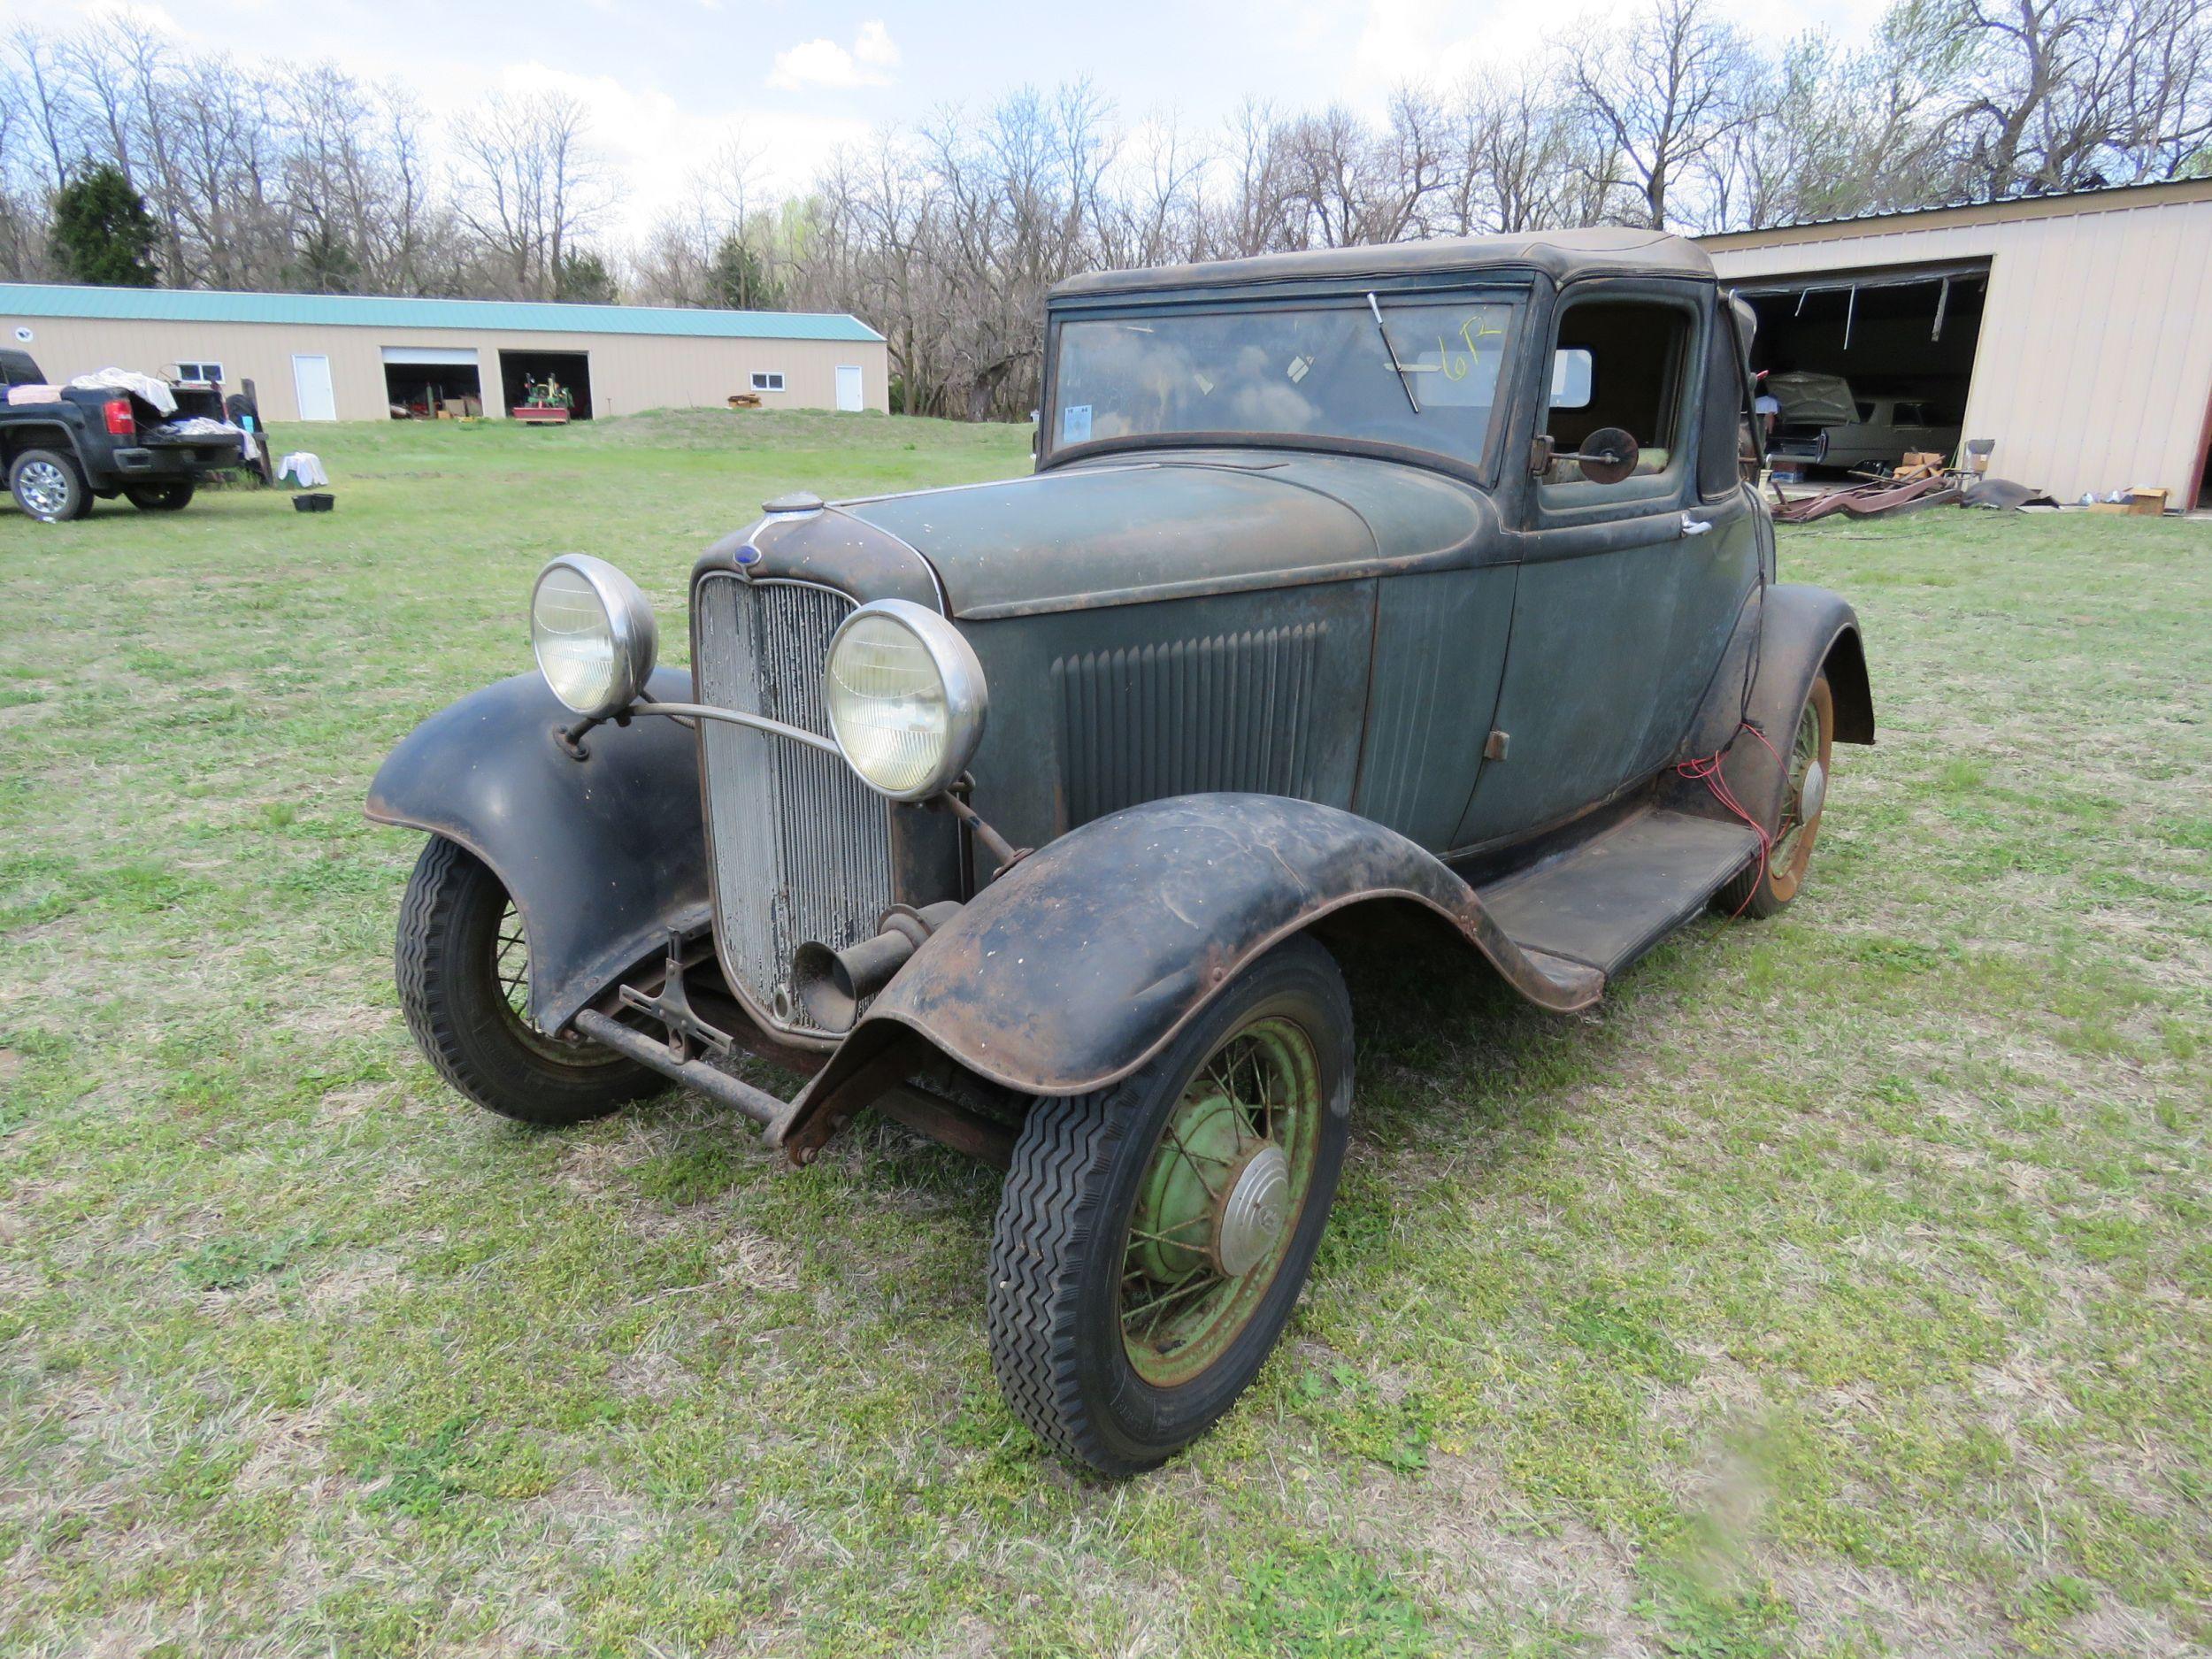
(1052, 227), (1715, 301)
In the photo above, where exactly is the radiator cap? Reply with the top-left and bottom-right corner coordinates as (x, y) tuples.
(762, 490), (825, 515)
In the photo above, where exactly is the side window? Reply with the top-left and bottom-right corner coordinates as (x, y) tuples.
(1698, 310), (1750, 500)
(751, 371), (786, 393)
(1540, 298), (1690, 488)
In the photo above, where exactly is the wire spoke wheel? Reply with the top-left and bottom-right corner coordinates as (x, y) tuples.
(988, 933), (1352, 1475)
(495, 902), (534, 1021)
(486, 897), (625, 1066)
(1771, 697), (1823, 867)
(1765, 676), (1834, 902)
(1118, 1017), (1321, 1387)
(395, 836), (653, 1125)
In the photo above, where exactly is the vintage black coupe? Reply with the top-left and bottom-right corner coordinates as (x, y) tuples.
(368, 228), (1872, 1475)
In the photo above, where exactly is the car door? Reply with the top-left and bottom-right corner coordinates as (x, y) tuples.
(1652, 302), (1764, 755)
(1454, 282), (1707, 849)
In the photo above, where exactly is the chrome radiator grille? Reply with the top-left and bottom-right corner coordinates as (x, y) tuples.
(693, 573), (894, 1037)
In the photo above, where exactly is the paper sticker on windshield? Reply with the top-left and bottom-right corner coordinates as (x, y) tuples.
(1062, 403), (1093, 444)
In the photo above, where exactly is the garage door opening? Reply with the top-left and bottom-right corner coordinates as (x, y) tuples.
(498, 349), (592, 420)
(1738, 262), (1989, 477)
(382, 346), (482, 419)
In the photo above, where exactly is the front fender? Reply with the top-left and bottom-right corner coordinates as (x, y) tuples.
(365, 666), (707, 1032)
(778, 794), (1603, 1156)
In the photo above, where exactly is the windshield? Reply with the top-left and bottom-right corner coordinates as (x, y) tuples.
(1048, 294), (1517, 470)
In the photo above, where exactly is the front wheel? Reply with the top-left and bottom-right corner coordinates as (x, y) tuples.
(125, 480), (195, 511)
(395, 835), (657, 1125)
(987, 933), (1352, 1476)
(1716, 673), (1834, 918)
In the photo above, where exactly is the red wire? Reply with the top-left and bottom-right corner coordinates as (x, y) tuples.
(1677, 722), (1786, 918)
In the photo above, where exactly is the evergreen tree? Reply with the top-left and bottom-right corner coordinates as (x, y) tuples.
(555, 250), (617, 303)
(708, 235), (781, 311)
(50, 166), (160, 287)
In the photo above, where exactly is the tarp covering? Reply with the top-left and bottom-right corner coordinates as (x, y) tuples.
(1769, 372), (1857, 425)
(68, 367), (178, 414)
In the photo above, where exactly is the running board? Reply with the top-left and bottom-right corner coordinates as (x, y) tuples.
(1474, 808), (1759, 981)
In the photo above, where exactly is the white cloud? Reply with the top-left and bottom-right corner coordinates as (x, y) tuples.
(767, 20), (900, 90)
(853, 19), (899, 67)
(483, 62), (868, 244)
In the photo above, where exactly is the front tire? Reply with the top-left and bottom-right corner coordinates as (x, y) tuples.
(395, 836), (657, 1125)
(10, 449), (90, 521)
(987, 933), (1352, 1476)
(125, 480), (195, 511)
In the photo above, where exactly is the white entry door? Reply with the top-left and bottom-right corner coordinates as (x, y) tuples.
(292, 354), (337, 421)
(835, 364), (864, 412)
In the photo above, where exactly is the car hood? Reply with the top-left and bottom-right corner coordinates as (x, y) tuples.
(838, 449), (1493, 619)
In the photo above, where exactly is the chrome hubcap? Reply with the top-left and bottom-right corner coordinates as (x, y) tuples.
(1216, 1143), (1291, 1276)
(18, 460), (67, 517)
(1774, 698), (1825, 864)
(1798, 757), (1827, 827)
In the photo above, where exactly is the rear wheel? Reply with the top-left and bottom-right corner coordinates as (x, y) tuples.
(10, 449), (89, 521)
(987, 933), (1352, 1476)
(395, 835), (657, 1125)
(1717, 674), (1834, 918)
(125, 480), (195, 511)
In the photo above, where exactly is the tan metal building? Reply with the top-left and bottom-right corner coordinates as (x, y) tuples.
(0, 284), (888, 424)
(1701, 179), (2212, 509)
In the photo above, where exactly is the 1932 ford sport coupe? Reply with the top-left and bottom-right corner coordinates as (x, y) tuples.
(367, 229), (1873, 1476)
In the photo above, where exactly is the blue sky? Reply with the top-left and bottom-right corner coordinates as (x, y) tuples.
(10, 0), (1895, 242)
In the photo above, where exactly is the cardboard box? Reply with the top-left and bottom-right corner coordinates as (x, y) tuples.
(1901, 451), (1947, 470)
(2087, 490), (2170, 516)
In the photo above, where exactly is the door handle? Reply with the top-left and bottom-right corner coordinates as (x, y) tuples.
(1680, 514), (1713, 537)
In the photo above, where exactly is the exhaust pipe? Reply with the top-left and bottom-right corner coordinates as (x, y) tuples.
(792, 901), (962, 1033)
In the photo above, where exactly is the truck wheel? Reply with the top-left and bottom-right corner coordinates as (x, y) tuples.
(987, 933), (1351, 1476)
(395, 835), (657, 1125)
(1717, 674), (1834, 918)
(125, 481), (195, 511)
(10, 449), (90, 522)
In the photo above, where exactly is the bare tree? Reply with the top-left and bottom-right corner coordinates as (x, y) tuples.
(1907, 0), (2212, 197)
(1563, 0), (1761, 228)
(450, 89), (606, 298)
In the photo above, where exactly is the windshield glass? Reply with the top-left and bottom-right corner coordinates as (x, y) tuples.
(1049, 295), (1517, 469)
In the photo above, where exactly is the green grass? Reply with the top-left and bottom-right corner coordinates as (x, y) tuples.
(2, 411), (2207, 1656)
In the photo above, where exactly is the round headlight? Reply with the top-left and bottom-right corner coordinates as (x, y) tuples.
(824, 599), (987, 801)
(530, 555), (657, 720)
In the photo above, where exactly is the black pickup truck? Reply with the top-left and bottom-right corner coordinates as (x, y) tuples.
(2, 349), (242, 522)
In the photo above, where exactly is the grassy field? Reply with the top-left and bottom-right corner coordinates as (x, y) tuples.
(1, 410), (2207, 1657)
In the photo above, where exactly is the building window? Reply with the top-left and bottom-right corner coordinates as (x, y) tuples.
(174, 361), (224, 384)
(751, 371), (786, 393)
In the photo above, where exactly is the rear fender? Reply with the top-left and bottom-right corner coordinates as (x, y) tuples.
(778, 793), (1603, 1158)
(365, 666), (708, 1032)
(1673, 581), (1873, 836)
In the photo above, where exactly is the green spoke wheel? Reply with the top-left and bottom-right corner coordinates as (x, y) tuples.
(1717, 672), (1835, 918)
(988, 934), (1352, 1477)
(1119, 1018), (1322, 1386)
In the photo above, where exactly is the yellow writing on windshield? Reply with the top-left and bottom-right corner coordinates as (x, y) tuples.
(1436, 314), (1506, 381)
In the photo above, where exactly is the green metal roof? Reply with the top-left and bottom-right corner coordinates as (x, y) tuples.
(0, 282), (883, 343)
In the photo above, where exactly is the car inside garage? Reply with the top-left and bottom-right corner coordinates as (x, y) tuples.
(382, 345), (483, 419)
(1736, 262), (1989, 474)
